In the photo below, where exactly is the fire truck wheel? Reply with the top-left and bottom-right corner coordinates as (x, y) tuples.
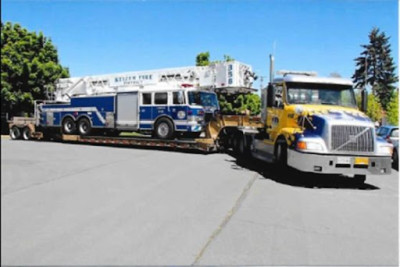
(78, 118), (92, 136)
(62, 117), (76, 135)
(155, 118), (174, 139)
(275, 141), (288, 167)
(22, 127), (32, 140)
(10, 126), (21, 140)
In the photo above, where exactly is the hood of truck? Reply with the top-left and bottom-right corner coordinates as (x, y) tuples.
(287, 104), (372, 124)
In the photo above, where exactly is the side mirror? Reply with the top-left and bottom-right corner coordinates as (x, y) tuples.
(361, 89), (368, 112)
(267, 84), (275, 107)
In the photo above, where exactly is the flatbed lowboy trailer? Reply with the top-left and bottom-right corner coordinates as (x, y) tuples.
(8, 115), (263, 153)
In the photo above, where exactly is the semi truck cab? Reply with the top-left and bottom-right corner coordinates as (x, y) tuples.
(251, 71), (392, 182)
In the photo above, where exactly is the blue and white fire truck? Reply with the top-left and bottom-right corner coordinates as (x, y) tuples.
(39, 86), (219, 139)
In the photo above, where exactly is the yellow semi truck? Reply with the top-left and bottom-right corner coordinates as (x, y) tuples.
(234, 56), (392, 183)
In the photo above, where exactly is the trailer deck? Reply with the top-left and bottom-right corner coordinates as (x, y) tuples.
(62, 134), (218, 152)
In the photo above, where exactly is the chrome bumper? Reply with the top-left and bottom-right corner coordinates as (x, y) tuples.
(287, 149), (392, 175)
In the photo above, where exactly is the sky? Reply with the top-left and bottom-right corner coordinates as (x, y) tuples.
(1, 0), (398, 91)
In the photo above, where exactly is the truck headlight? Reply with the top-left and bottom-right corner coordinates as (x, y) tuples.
(188, 115), (203, 123)
(377, 143), (393, 156)
(296, 139), (326, 152)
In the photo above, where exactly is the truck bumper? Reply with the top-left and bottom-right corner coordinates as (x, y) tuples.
(287, 149), (392, 175)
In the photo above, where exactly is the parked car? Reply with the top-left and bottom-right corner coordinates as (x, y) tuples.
(377, 125), (398, 170)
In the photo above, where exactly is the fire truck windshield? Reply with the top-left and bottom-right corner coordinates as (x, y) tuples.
(188, 92), (219, 108)
(287, 83), (357, 108)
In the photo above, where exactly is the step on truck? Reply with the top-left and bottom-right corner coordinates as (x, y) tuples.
(234, 55), (392, 183)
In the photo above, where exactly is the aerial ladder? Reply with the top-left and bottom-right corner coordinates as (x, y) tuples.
(53, 61), (257, 101)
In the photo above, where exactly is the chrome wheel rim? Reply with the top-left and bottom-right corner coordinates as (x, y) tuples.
(79, 121), (89, 134)
(64, 121), (74, 133)
(157, 122), (169, 138)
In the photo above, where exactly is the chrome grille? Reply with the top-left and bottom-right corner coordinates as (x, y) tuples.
(331, 125), (374, 152)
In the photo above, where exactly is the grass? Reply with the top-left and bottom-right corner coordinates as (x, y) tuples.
(119, 132), (145, 137)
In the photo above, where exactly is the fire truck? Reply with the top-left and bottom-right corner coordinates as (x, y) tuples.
(8, 61), (262, 152)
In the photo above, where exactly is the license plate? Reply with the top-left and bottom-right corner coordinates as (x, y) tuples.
(354, 157), (369, 165)
(337, 157), (351, 164)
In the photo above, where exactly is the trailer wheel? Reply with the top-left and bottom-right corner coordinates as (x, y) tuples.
(154, 118), (174, 139)
(22, 127), (32, 140)
(10, 126), (21, 140)
(78, 118), (92, 136)
(62, 117), (76, 135)
(275, 140), (288, 167)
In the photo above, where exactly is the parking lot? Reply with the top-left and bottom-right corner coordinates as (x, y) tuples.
(1, 139), (398, 265)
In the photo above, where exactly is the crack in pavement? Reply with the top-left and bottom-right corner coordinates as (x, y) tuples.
(191, 172), (260, 265)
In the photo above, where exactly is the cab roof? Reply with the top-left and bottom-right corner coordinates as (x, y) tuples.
(273, 75), (353, 86)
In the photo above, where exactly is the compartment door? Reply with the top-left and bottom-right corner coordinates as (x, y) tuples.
(116, 92), (139, 130)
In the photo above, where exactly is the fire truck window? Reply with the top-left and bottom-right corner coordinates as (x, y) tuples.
(155, 93), (168, 105)
(173, 91), (185, 105)
(142, 93), (152, 105)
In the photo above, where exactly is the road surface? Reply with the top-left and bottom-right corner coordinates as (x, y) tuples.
(1, 139), (398, 265)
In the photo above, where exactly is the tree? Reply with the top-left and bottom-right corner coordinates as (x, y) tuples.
(195, 52), (210, 67)
(1, 22), (69, 116)
(217, 93), (260, 115)
(356, 92), (383, 122)
(352, 27), (397, 110)
(386, 90), (398, 125)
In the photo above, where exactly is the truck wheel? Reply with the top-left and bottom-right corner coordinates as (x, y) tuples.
(22, 127), (32, 140)
(392, 148), (398, 170)
(10, 126), (21, 140)
(154, 118), (174, 139)
(353, 175), (366, 184)
(78, 118), (92, 136)
(233, 133), (247, 156)
(275, 141), (288, 167)
(62, 117), (76, 135)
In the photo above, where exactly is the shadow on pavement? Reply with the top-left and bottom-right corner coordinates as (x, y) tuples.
(225, 152), (380, 190)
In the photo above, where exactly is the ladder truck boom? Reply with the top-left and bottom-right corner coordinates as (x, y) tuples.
(54, 61), (256, 101)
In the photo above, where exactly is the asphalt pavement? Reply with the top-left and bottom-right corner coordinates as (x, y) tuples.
(1, 139), (398, 265)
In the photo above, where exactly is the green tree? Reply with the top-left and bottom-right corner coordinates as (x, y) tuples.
(217, 93), (260, 115)
(352, 27), (397, 110)
(356, 92), (383, 122)
(386, 90), (399, 125)
(1, 22), (69, 116)
(195, 51), (210, 66)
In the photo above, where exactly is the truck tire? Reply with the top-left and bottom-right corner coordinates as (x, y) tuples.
(22, 127), (32, 140)
(154, 118), (174, 139)
(78, 118), (92, 136)
(62, 117), (76, 135)
(233, 133), (249, 157)
(353, 174), (366, 184)
(392, 148), (398, 170)
(10, 126), (21, 140)
(275, 140), (288, 167)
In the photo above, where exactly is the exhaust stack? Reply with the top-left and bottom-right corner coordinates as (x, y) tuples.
(269, 54), (274, 83)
